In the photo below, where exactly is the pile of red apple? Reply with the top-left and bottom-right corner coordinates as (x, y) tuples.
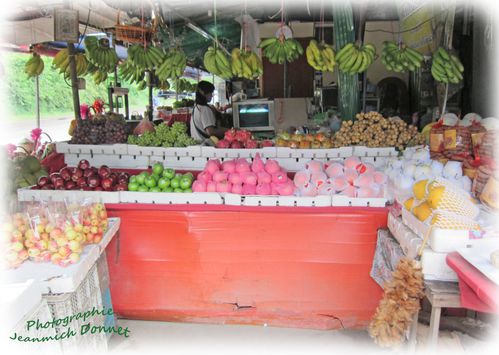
(215, 128), (273, 149)
(34, 160), (129, 191)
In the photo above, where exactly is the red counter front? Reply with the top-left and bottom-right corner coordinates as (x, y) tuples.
(105, 204), (387, 330)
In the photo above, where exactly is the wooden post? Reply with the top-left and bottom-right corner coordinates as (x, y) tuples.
(35, 75), (40, 128)
(67, 43), (81, 121)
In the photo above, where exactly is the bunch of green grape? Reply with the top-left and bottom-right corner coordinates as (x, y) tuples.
(127, 122), (198, 147)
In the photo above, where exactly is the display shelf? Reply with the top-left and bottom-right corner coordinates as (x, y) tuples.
(17, 187), (120, 203)
(64, 153), (149, 169)
(201, 146), (277, 159)
(56, 141), (128, 155)
(149, 155), (208, 170)
(127, 145), (202, 157)
(2, 218), (120, 294)
(119, 191), (223, 204)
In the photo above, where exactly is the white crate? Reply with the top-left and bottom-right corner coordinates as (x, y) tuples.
(201, 146), (242, 158)
(332, 195), (388, 207)
(43, 264), (107, 353)
(278, 195), (332, 207)
(55, 141), (128, 155)
(127, 145), (202, 157)
(119, 191), (223, 204)
(353, 146), (399, 157)
(64, 153), (150, 169)
(276, 147), (296, 158)
(10, 299), (62, 355)
(421, 247), (458, 282)
(2, 280), (43, 332)
(17, 187), (120, 204)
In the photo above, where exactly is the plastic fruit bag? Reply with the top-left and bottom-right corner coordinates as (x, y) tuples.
(2, 213), (30, 269)
(79, 199), (108, 244)
(25, 202), (52, 263)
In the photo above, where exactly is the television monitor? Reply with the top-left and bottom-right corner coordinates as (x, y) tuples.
(232, 100), (275, 132)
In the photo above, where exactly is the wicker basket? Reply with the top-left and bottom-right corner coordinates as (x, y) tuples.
(115, 25), (152, 43)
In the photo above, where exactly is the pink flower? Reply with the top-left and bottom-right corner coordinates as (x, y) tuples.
(30, 128), (42, 142)
(6, 144), (17, 158)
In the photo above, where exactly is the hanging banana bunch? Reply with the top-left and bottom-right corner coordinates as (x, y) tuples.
(431, 47), (464, 84)
(118, 60), (146, 85)
(336, 42), (376, 75)
(203, 46), (232, 80)
(231, 47), (263, 79)
(52, 49), (88, 77)
(25, 53), (44, 78)
(259, 36), (303, 64)
(127, 44), (164, 71)
(381, 41), (424, 73)
(305, 40), (336, 72)
(156, 48), (187, 81)
(84, 36), (119, 73)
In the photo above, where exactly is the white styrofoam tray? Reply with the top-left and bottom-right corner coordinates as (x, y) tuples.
(127, 145), (201, 157)
(387, 212), (422, 259)
(401, 208), (488, 253)
(332, 195), (388, 207)
(458, 244), (499, 285)
(64, 153), (149, 169)
(17, 187), (120, 203)
(0, 280), (43, 332)
(421, 247), (458, 282)
(223, 193), (331, 207)
(275, 146), (353, 159)
(119, 191), (223, 204)
(2, 218), (120, 294)
(353, 146), (398, 157)
(201, 146), (277, 159)
(56, 141), (128, 155)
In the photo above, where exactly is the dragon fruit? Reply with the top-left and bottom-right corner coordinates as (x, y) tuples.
(244, 140), (258, 149)
(216, 139), (231, 148)
(224, 128), (237, 142)
(344, 169), (358, 185)
(293, 170), (311, 188)
(230, 141), (243, 149)
(318, 183), (335, 196)
(260, 140), (274, 147)
(325, 163), (344, 178)
(276, 181), (295, 196)
(344, 156), (361, 170)
(310, 172), (327, 188)
(299, 183), (318, 197)
(270, 182), (279, 195)
(236, 159), (251, 173)
(305, 160), (324, 173)
(235, 129), (252, 142)
(330, 176), (349, 192)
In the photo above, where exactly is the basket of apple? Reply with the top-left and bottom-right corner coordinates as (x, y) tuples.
(127, 163), (194, 193)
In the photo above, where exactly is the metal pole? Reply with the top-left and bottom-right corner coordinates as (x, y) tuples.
(35, 75), (40, 128)
(283, 61), (287, 98)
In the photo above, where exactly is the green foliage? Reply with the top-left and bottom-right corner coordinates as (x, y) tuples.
(5, 52), (149, 117)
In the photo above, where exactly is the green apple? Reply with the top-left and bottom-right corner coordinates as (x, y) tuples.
(136, 172), (148, 185)
(174, 173), (183, 180)
(149, 187), (161, 193)
(152, 173), (161, 181)
(152, 163), (164, 176)
(170, 178), (180, 189)
(128, 182), (139, 191)
(180, 177), (192, 190)
(163, 187), (174, 193)
(183, 173), (194, 182)
(183, 188), (193, 193)
(138, 185), (149, 192)
(129, 176), (138, 184)
(162, 168), (175, 179)
(145, 176), (157, 188)
(174, 188), (183, 193)
(157, 178), (170, 189)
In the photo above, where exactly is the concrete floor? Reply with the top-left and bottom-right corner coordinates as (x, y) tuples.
(107, 319), (498, 355)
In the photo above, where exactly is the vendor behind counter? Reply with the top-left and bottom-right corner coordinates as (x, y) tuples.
(190, 81), (228, 141)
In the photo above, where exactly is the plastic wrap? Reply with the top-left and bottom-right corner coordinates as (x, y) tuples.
(370, 229), (405, 288)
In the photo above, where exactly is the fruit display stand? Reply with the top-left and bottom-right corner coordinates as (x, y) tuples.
(2, 218), (120, 353)
(101, 203), (387, 329)
(17, 187), (121, 204)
